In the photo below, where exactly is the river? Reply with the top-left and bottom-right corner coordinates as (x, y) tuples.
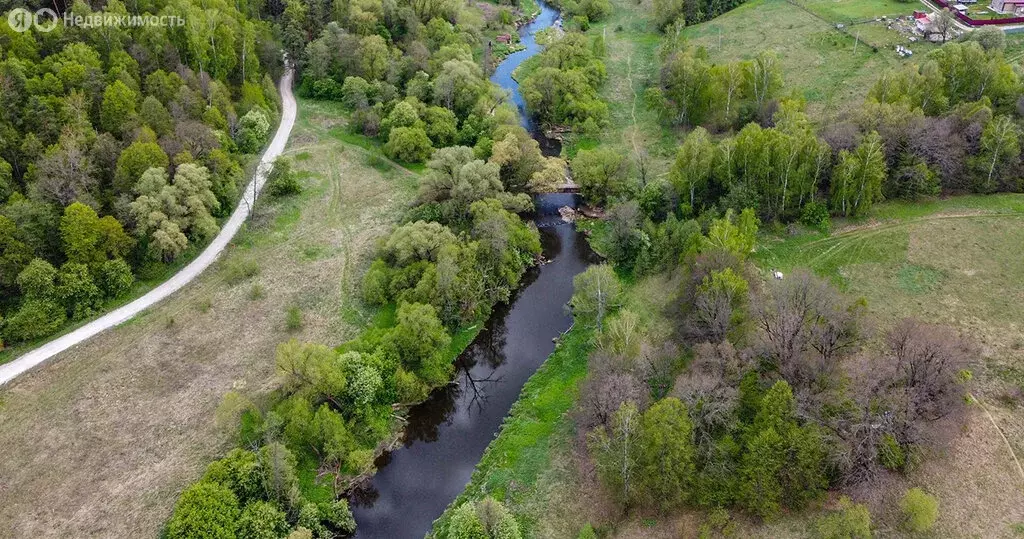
(348, 2), (596, 536)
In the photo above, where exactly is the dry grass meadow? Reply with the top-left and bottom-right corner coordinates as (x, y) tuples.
(0, 99), (417, 537)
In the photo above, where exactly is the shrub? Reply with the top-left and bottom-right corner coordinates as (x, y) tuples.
(225, 258), (260, 285)
(166, 481), (240, 539)
(878, 433), (905, 471)
(815, 496), (872, 539)
(900, 488), (938, 532)
(267, 158), (301, 197)
(285, 305), (303, 331)
(800, 201), (831, 231)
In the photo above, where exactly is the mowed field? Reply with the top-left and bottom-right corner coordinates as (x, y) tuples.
(683, 0), (935, 118)
(756, 194), (1024, 537)
(0, 99), (417, 537)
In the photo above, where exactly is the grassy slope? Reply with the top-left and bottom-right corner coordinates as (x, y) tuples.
(684, 0), (936, 118)
(0, 98), (419, 538)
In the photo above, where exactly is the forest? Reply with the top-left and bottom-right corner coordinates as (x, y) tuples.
(0, 0), (283, 347)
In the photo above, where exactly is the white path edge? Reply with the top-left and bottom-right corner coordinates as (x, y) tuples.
(0, 68), (297, 387)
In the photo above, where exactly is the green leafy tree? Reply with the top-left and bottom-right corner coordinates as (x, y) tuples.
(384, 126), (433, 163)
(701, 208), (759, 260)
(267, 158), (301, 197)
(56, 262), (101, 319)
(671, 127), (715, 209)
(636, 397), (696, 510)
(972, 115), (1020, 193)
(387, 302), (452, 386)
(237, 108), (271, 153)
(166, 481), (240, 539)
(100, 79), (138, 135)
(115, 140), (169, 193)
(447, 502), (488, 539)
(140, 95), (173, 136)
(569, 264), (623, 330)
(738, 426), (785, 519)
(571, 147), (627, 206)
(588, 400), (643, 506)
(237, 500), (289, 539)
(830, 132), (886, 217)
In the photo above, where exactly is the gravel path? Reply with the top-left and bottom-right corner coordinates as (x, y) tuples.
(0, 68), (297, 386)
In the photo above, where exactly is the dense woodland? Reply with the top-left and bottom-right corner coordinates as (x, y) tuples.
(0, 0), (283, 347)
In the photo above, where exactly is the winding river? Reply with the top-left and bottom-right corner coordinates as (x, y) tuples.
(348, 2), (596, 536)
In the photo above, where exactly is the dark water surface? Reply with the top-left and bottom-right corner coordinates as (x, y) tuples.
(348, 3), (589, 537)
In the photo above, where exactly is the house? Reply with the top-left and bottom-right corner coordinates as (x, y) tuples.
(991, 0), (1024, 13)
(496, 33), (512, 44)
(913, 11), (933, 32)
(953, 3), (969, 13)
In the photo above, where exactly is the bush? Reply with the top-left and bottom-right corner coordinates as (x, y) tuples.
(877, 433), (905, 471)
(285, 305), (303, 331)
(267, 158), (301, 197)
(900, 488), (938, 532)
(800, 201), (831, 231)
(166, 481), (240, 539)
(815, 496), (872, 539)
(237, 500), (289, 539)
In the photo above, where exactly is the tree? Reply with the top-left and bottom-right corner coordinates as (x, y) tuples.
(237, 108), (271, 153)
(571, 147), (627, 205)
(738, 426), (785, 519)
(0, 157), (14, 201)
(690, 267), (749, 343)
(166, 481), (240, 539)
(830, 132), (886, 217)
(659, 51), (717, 126)
(972, 115), (1019, 193)
(569, 264), (623, 330)
(140, 96), (174, 136)
(387, 302), (452, 386)
(447, 502), (488, 539)
(115, 140), (169, 193)
(528, 157), (567, 193)
(900, 488), (938, 532)
(636, 397), (696, 510)
(743, 51), (783, 113)
(671, 127), (715, 209)
(237, 501), (289, 539)
(588, 400), (642, 506)
(100, 79), (138, 135)
(384, 126), (433, 163)
(934, 9), (956, 44)
(267, 157), (301, 197)
(56, 262), (102, 319)
(701, 209), (759, 260)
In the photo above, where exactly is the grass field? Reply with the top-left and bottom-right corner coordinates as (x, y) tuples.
(684, 0), (935, 118)
(0, 98), (418, 538)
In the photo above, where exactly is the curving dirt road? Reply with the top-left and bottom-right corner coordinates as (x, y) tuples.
(0, 68), (297, 387)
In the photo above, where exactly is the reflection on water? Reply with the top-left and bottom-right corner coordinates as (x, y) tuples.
(349, 193), (599, 538)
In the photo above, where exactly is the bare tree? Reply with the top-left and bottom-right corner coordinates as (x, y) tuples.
(886, 318), (972, 422)
(754, 270), (862, 393)
(934, 9), (956, 44)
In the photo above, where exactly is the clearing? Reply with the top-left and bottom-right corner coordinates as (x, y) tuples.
(0, 99), (417, 538)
